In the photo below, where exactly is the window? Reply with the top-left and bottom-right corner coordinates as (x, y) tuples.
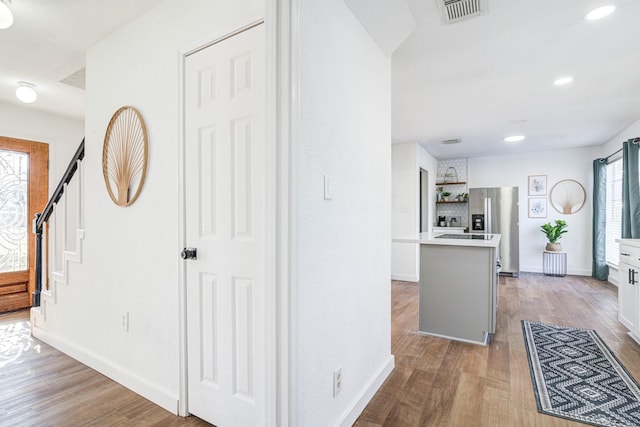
(605, 158), (623, 266)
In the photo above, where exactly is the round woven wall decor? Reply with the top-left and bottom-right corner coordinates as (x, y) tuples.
(102, 106), (148, 206)
(550, 179), (586, 214)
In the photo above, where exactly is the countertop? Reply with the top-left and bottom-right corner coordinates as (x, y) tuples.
(419, 232), (501, 248)
(616, 239), (640, 248)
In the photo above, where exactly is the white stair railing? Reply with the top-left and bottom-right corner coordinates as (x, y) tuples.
(31, 140), (85, 325)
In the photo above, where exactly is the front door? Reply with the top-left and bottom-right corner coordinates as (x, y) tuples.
(184, 22), (266, 427)
(0, 137), (48, 313)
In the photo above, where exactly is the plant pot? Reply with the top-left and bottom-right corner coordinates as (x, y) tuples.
(546, 242), (562, 252)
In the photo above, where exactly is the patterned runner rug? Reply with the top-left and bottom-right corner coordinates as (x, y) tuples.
(522, 320), (640, 427)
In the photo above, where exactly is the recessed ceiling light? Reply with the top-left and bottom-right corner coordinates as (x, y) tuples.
(504, 135), (525, 143)
(0, 2), (13, 29)
(16, 82), (37, 104)
(586, 5), (615, 20)
(554, 76), (574, 86)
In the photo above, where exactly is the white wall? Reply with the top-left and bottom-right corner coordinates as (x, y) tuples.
(391, 142), (438, 282)
(0, 100), (84, 193)
(392, 143), (418, 238)
(469, 147), (594, 276)
(32, 0), (264, 413)
(343, 0), (416, 56)
(598, 117), (640, 158)
(296, 0), (394, 425)
(391, 143), (419, 281)
(417, 144), (439, 227)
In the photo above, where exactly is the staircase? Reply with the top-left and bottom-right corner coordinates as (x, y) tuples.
(30, 139), (85, 326)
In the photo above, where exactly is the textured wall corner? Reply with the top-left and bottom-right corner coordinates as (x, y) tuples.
(343, 0), (416, 56)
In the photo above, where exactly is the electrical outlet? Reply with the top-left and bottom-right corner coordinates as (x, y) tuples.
(121, 312), (129, 332)
(333, 367), (342, 397)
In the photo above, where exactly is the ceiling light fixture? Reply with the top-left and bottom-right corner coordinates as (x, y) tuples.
(16, 82), (37, 104)
(504, 135), (525, 143)
(586, 5), (615, 20)
(554, 76), (574, 86)
(0, 1), (13, 29)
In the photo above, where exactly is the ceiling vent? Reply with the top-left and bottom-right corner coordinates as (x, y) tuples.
(437, 0), (487, 24)
(441, 138), (461, 145)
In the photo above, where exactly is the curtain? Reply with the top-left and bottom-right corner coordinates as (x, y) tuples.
(622, 138), (640, 238)
(592, 158), (609, 280)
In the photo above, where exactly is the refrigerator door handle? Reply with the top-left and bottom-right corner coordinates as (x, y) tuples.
(484, 197), (492, 234)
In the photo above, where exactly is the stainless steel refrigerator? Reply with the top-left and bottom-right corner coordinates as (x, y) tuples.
(468, 187), (520, 276)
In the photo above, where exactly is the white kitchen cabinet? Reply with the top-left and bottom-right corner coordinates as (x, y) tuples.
(617, 240), (640, 344)
(618, 259), (637, 330)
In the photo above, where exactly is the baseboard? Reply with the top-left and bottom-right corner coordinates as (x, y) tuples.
(32, 327), (179, 414)
(608, 265), (619, 287)
(391, 274), (418, 282)
(334, 354), (395, 427)
(521, 267), (591, 277)
(567, 269), (591, 276)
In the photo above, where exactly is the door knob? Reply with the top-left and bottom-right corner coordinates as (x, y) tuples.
(181, 247), (197, 260)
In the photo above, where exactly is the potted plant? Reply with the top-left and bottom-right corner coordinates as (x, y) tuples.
(436, 186), (444, 201)
(540, 219), (568, 251)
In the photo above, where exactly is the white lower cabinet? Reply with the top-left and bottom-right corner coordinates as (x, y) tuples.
(618, 241), (640, 344)
(618, 260), (637, 330)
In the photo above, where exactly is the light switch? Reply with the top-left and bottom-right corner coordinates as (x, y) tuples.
(324, 175), (333, 200)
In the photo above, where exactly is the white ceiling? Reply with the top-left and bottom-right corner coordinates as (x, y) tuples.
(2, 1), (639, 160)
(0, 0), (164, 120)
(393, 0), (640, 158)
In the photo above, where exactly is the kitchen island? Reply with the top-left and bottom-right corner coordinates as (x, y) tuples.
(418, 232), (501, 345)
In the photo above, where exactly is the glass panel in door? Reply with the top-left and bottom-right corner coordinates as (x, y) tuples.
(0, 150), (28, 273)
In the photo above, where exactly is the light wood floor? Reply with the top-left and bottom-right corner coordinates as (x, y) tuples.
(356, 273), (640, 427)
(0, 309), (211, 427)
(2, 274), (638, 426)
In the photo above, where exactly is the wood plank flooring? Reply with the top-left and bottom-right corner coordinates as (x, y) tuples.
(1, 274), (637, 426)
(356, 273), (640, 426)
(0, 310), (211, 427)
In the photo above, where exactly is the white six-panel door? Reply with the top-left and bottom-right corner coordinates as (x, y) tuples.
(184, 23), (266, 427)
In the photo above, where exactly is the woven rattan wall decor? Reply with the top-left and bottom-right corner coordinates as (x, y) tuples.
(549, 179), (586, 214)
(102, 106), (148, 206)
